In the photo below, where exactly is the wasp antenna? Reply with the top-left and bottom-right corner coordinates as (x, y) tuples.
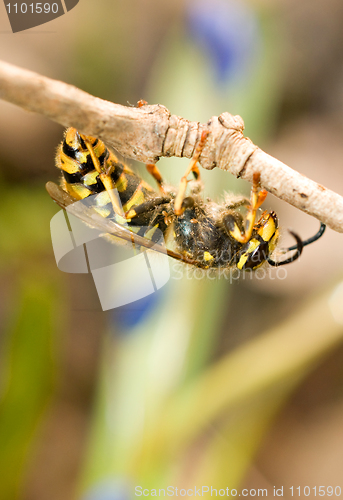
(286, 222), (326, 252)
(268, 231), (303, 267)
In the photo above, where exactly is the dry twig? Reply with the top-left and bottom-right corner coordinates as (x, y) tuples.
(0, 60), (342, 233)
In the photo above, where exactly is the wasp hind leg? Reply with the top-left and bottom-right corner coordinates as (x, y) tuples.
(223, 173), (268, 244)
(174, 130), (209, 215)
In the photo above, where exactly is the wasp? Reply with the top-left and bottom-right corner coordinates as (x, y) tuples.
(47, 127), (326, 271)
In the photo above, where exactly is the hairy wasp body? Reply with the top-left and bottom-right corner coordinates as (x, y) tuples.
(54, 128), (324, 270)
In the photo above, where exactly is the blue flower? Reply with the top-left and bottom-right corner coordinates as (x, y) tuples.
(186, 0), (261, 83)
(111, 291), (163, 331)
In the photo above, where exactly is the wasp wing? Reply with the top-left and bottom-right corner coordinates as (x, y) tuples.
(46, 182), (199, 266)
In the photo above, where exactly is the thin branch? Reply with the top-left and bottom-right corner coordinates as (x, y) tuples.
(0, 59), (342, 233)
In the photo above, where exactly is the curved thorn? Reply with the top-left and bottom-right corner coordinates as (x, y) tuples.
(268, 231), (303, 267)
(286, 222), (326, 252)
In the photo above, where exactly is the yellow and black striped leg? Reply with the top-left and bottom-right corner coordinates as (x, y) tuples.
(224, 173), (268, 244)
(82, 135), (125, 218)
(146, 163), (165, 193)
(174, 130), (209, 215)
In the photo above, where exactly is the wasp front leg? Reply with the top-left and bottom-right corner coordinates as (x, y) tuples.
(174, 130), (209, 215)
(146, 163), (165, 193)
(223, 173), (268, 244)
